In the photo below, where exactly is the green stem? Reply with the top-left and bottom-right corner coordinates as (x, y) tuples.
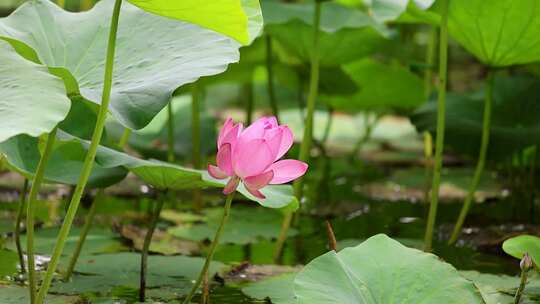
(139, 194), (166, 302)
(448, 70), (494, 245)
(423, 132), (433, 204)
(321, 108), (333, 145)
(15, 179), (29, 274)
(244, 83), (254, 125)
(351, 113), (378, 158)
(27, 127), (58, 304)
(191, 84), (203, 211)
(424, 27), (438, 99)
(63, 189), (104, 281)
(514, 267), (530, 304)
(274, 0), (322, 262)
(423, 0), (449, 252)
(118, 128), (131, 149)
(183, 193), (235, 304)
(191, 84), (201, 169)
(167, 100), (175, 163)
(35, 1), (123, 302)
(266, 35), (279, 121)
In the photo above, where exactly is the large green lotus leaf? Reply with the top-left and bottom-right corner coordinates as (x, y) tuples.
(324, 58), (424, 111)
(411, 75), (540, 159)
(126, 0), (261, 45)
(0, 0), (243, 130)
(262, 0), (382, 33)
(502, 235), (540, 270)
(294, 234), (485, 304)
(262, 1), (389, 67)
(267, 21), (388, 67)
(370, 0), (435, 23)
(0, 134), (128, 188)
(168, 206), (297, 245)
(0, 40), (70, 143)
(448, 0), (540, 67)
(58, 96), (100, 140)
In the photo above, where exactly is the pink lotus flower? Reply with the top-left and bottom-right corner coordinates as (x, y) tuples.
(208, 117), (308, 199)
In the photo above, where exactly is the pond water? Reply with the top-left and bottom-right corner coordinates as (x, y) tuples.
(0, 160), (538, 303)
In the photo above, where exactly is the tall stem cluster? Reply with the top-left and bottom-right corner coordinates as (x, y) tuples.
(423, 0), (449, 252)
(35, 0), (123, 302)
(448, 70), (494, 244)
(274, 0), (322, 262)
(26, 128), (58, 303)
(183, 193), (235, 304)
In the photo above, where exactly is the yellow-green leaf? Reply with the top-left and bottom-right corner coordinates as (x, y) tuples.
(126, 0), (255, 45)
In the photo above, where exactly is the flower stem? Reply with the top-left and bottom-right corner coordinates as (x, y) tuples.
(243, 83), (254, 125)
(191, 84), (201, 169)
(275, 0), (322, 262)
(35, 1), (123, 302)
(424, 27), (438, 99)
(351, 113), (378, 158)
(423, 0), (449, 252)
(448, 70), (494, 245)
(14, 179), (28, 274)
(514, 265), (530, 304)
(118, 128), (131, 149)
(183, 193), (234, 304)
(63, 189), (104, 281)
(266, 35), (279, 121)
(27, 127), (58, 304)
(423, 132), (433, 204)
(191, 84), (203, 211)
(139, 193), (166, 302)
(167, 100), (175, 163)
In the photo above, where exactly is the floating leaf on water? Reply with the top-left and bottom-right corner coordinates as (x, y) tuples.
(294, 234), (485, 303)
(502, 235), (540, 270)
(242, 272), (297, 304)
(168, 206), (298, 245)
